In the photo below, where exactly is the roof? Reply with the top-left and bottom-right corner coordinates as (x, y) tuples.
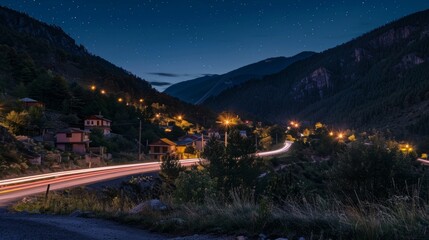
(178, 134), (203, 141)
(175, 139), (194, 146)
(149, 138), (177, 146)
(19, 97), (39, 103)
(85, 115), (112, 122)
(57, 128), (90, 134)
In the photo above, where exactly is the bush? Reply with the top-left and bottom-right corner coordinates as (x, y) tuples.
(174, 167), (217, 204)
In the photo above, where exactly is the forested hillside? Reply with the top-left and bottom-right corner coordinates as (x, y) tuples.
(204, 9), (429, 138)
(0, 6), (213, 125)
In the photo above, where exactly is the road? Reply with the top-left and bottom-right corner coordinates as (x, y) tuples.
(255, 140), (293, 157)
(0, 141), (293, 205)
(0, 159), (200, 205)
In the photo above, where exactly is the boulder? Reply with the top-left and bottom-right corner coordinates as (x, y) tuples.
(129, 199), (168, 214)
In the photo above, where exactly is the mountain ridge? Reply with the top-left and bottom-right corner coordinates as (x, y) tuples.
(203, 9), (429, 137)
(164, 51), (315, 104)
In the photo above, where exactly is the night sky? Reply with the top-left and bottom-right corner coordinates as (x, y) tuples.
(2, 1), (429, 91)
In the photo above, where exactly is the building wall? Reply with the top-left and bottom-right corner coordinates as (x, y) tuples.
(73, 144), (87, 154)
(56, 143), (87, 154)
(56, 132), (88, 143)
(85, 119), (111, 127)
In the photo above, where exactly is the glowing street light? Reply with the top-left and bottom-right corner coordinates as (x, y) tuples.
(289, 121), (299, 128)
(223, 119), (231, 147)
(118, 97), (123, 102)
(90, 85), (96, 91)
(100, 89), (106, 94)
(139, 98), (144, 103)
(329, 131), (334, 136)
(217, 113), (237, 147)
(338, 133), (344, 139)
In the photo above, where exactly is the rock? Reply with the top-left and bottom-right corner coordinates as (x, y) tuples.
(258, 233), (267, 240)
(298, 237), (305, 240)
(129, 199), (168, 214)
(69, 210), (83, 217)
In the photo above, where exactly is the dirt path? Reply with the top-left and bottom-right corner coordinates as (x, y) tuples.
(0, 209), (228, 240)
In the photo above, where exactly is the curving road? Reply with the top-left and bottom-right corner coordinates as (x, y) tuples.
(255, 140), (293, 157)
(0, 141), (293, 205)
(0, 159), (200, 205)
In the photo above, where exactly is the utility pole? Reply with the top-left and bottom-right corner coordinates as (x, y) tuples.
(138, 118), (142, 160)
(201, 133), (204, 152)
(255, 134), (258, 151)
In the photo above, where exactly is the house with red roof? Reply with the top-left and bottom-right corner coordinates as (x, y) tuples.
(84, 114), (112, 135)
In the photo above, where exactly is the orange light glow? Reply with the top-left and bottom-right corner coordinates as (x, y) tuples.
(90, 85), (96, 91)
(100, 90), (106, 94)
(118, 98), (123, 102)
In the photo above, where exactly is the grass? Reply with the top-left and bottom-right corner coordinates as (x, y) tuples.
(12, 188), (429, 239)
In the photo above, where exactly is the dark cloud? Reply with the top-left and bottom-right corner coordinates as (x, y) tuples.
(150, 81), (172, 86)
(148, 72), (187, 77)
(202, 74), (217, 77)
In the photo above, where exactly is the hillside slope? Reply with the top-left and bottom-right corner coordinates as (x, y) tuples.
(164, 52), (314, 104)
(0, 6), (212, 124)
(204, 9), (429, 136)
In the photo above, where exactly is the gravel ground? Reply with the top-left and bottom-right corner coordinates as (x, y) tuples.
(0, 208), (230, 240)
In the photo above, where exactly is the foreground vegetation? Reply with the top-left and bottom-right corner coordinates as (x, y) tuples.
(13, 125), (429, 239)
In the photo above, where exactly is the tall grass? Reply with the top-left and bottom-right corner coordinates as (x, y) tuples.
(12, 188), (429, 239)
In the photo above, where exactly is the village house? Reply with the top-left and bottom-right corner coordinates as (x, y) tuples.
(175, 138), (195, 159)
(84, 114), (112, 135)
(175, 134), (207, 158)
(148, 138), (176, 161)
(55, 128), (90, 154)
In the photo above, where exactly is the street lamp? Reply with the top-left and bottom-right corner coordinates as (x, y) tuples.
(224, 119), (230, 147)
(90, 85), (96, 91)
(138, 118), (142, 160)
(100, 89), (106, 94)
(217, 113), (236, 147)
